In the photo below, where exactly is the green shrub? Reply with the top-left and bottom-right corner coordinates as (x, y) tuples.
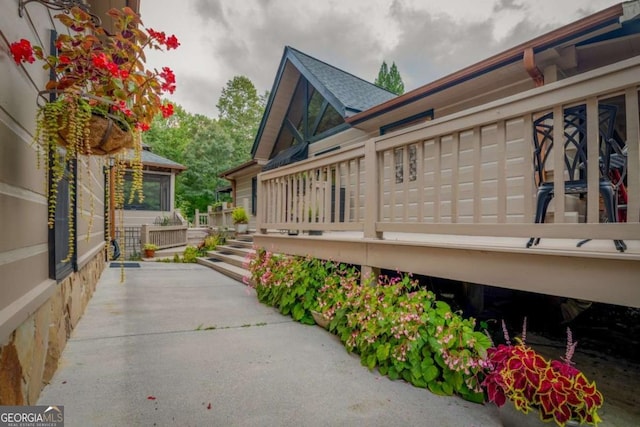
(182, 246), (200, 263)
(201, 232), (224, 251)
(246, 249), (491, 403)
(245, 249), (331, 324)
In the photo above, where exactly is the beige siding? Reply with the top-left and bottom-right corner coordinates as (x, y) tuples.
(0, 0), (106, 343)
(1, 2), (55, 341)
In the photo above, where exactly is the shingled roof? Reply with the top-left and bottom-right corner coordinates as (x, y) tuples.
(286, 46), (397, 117)
(140, 149), (186, 171)
(251, 46), (397, 158)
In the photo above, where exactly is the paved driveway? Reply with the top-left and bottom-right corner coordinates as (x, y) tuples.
(38, 263), (500, 426)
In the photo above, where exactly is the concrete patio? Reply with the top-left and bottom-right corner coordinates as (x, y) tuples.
(37, 262), (502, 426)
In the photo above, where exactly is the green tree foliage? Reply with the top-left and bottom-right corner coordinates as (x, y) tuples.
(375, 61), (405, 95)
(178, 118), (236, 219)
(216, 76), (266, 163)
(143, 103), (192, 164)
(142, 75), (266, 221)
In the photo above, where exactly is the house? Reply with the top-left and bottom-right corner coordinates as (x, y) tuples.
(223, 2), (640, 309)
(114, 146), (186, 258)
(0, 0), (144, 404)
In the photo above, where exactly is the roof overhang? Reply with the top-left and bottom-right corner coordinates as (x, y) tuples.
(346, 2), (625, 132)
(219, 160), (261, 180)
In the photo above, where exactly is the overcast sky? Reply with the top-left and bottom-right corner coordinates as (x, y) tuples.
(139, 0), (621, 118)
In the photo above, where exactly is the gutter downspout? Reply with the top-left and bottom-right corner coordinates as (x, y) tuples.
(524, 47), (544, 87)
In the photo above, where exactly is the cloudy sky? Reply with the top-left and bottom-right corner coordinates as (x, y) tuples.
(139, 0), (621, 118)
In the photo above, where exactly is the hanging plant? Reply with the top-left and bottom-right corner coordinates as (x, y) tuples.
(9, 6), (179, 261)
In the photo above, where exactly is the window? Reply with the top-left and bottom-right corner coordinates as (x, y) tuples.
(408, 145), (417, 182)
(122, 172), (170, 211)
(395, 148), (404, 184)
(251, 177), (257, 216)
(50, 159), (76, 280)
(271, 77), (346, 159)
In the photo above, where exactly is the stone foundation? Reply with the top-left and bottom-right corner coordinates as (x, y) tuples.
(0, 253), (105, 405)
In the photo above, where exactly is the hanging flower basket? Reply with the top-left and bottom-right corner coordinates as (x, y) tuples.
(58, 112), (134, 156)
(9, 5), (180, 264)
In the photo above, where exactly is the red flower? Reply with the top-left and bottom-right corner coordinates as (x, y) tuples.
(59, 55), (71, 64)
(113, 101), (133, 117)
(160, 67), (176, 94)
(9, 39), (35, 64)
(92, 53), (109, 69)
(148, 28), (166, 44)
(136, 122), (150, 132)
(160, 103), (174, 118)
(165, 35), (180, 50)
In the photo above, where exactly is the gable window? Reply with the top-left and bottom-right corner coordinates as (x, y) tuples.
(271, 77), (346, 158)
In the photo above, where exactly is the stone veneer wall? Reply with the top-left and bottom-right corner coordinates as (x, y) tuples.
(0, 253), (105, 405)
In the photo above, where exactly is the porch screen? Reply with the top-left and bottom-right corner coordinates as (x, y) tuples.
(122, 172), (170, 211)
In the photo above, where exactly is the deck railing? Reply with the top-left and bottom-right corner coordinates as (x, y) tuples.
(140, 224), (188, 250)
(257, 56), (640, 243)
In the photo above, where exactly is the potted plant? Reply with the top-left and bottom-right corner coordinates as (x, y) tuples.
(143, 243), (158, 258)
(482, 320), (603, 427)
(9, 6), (179, 258)
(231, 206), (249, 234)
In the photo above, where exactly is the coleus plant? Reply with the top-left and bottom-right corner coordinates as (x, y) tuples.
(8, 6), (179, 263)
(482, 320), (603, 426)
(10, 6), (178, 131)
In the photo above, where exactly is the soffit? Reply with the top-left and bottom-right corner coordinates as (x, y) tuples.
(253, 62), (300, 161)
(354, 61), (532, 132)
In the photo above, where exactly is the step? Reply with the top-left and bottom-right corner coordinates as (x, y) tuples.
(214, 243), (254, 257)
(146, 245), (188, 261)
(233, 233), (254, 243)
(197, 257), (249, 283)
(206, 250), (248, 269)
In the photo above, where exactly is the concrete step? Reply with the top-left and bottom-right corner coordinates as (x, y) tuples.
(206, 251), (247, 269)
(196, 257), (249, 284)
(148, 246), (187, 261)
(214, 243), (254, 258)
(225, 238), (254, 248)
(233, 233), (254, 243)
(187, 227), (210, 245)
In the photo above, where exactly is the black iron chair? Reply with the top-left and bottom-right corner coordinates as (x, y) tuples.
(526, 104), (626, 252)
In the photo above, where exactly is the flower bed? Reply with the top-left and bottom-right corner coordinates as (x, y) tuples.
(244, 249), (606, 425)
(244, 249), (490, 403)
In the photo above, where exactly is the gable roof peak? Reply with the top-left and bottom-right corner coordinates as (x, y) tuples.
(284, 46), (397, 116)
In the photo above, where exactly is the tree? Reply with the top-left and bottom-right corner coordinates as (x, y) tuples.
(177, 118), (236, 219)
(216, 76), (266, 164)
(143, 103), (192, 164)
(375, 61), (405, 95)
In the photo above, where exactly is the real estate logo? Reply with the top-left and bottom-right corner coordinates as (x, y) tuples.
(0, 406), (64, 427)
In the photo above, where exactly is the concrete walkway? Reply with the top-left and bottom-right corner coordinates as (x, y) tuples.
(38, 262), (500, 426)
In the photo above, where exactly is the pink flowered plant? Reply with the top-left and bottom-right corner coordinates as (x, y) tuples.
(482, 319), (604, 426)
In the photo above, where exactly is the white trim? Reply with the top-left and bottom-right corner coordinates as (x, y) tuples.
(0, 181), (46, 205)
(0, 244), (48, 267)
